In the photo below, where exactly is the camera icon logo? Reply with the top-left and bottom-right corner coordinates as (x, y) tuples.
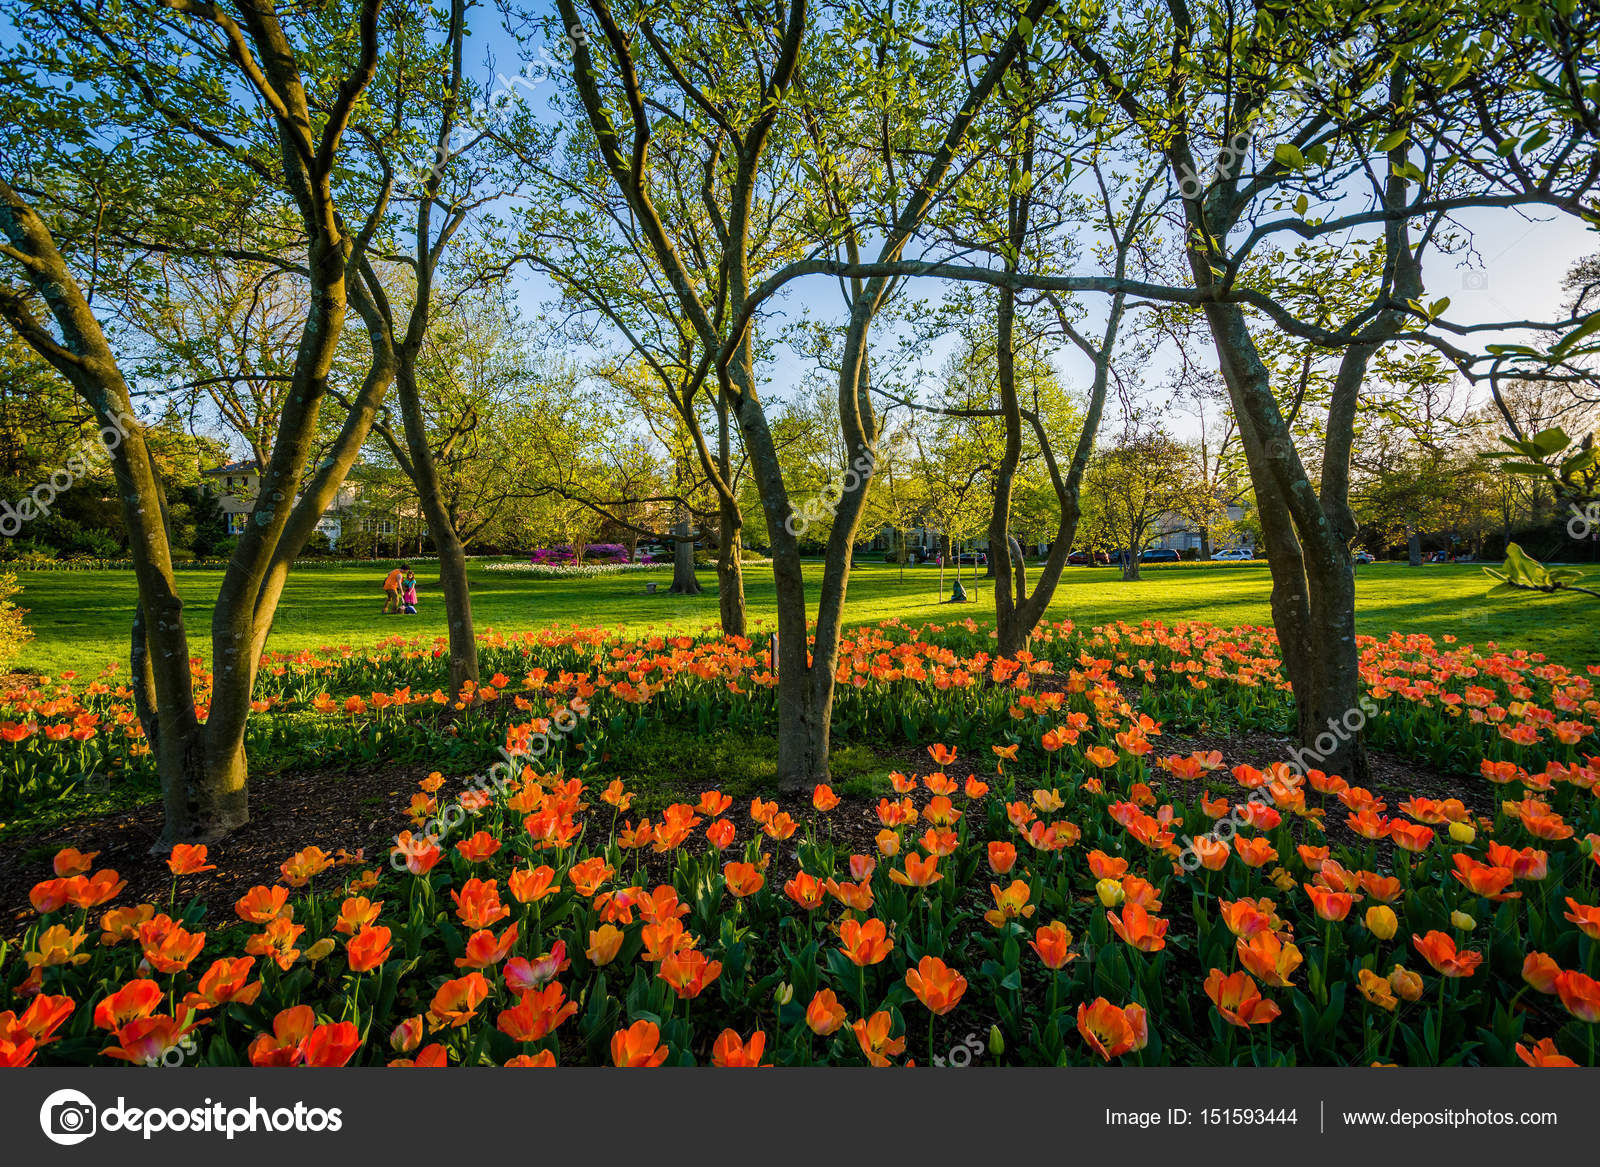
(39, 1088), (97, 1146)
(1462, 271), (1489, 290)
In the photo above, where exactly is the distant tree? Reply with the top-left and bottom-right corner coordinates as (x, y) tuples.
(1082, 427), (1208, 581)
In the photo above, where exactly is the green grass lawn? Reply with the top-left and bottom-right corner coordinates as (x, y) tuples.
(8, 559), (1595, 677)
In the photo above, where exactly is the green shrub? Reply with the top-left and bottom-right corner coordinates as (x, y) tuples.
(0, 572), (33, 670)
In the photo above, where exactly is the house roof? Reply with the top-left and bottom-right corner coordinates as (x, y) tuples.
(203, 459), (261, 476)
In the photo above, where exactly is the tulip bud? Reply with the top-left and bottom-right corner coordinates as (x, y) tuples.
(775, 981), (795, 1006)
(304, 937), (337, 963)
(1096, 878), (1125, 907)
(1389, 965), (1423, 1002)
(1450, 910), (1476, 931)
(988, 1025), (1005, 1057)
(1364, 904), (1398, 940)
(390, 1015), (424, 1053)
(1447, 821), (1475, 844)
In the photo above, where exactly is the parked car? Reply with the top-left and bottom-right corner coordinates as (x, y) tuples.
(954, 550), (988, 566)
(1068, 549), (1111, 565)
(1139, 547), (1181, 564)
(1353, 550), (1375, 565)
(1210, 548), (1253, 561)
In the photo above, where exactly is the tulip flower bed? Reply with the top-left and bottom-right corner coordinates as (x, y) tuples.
(1, 618), (1597, 1067)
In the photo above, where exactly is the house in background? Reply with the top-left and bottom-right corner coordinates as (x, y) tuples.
(1148, 503), (1250, 554)
(202, 459), (358, 548)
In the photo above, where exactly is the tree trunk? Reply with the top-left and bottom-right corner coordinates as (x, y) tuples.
(670, 516), (702, 594)
(716, 500), (746, 635)
(1407, 528), (1422, 566)
(1297, 552), (1369, 783)
(393, 359), (479, 696)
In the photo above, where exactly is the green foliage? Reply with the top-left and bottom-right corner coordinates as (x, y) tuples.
(0, 571), (33, 671)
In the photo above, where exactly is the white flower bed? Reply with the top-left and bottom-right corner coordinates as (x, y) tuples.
(483, 561), (663, 578)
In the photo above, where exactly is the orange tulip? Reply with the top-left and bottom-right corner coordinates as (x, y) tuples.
(171, 957), (258, 1014)
(711, 1028), (769, 1067)
(496, 984), (578, 1043)
(279, 846), (333, 887)
(838, 917), (894, 967)
(852, 1010), (906, 1067)
(1450, 855), (1519, 901)
(658, 949), (722, 998)
(1029, 921), (1077, 969)
(825, 878), (874, 911)
(1562, 897), (1600, 941)
(236, 884), (289, 924)
(1516, 1037), (1579, 1068)
(1389, 965), (1424, 1002)
(1356, 969), (1397, 1010)
(245, 1005), (318, 1067)
(1107, 902), (1168, 953)
(889, 852), (943, 888)
(723, 861), (765, 898)
(106, 1011), (202, 1065)
(1087, 850), (1129, 880)
(1236, 932), (1303, 987)
(806, 988), (847, 1036)
(813, 784), (840, 811)
(1233, 836), (1278, 868)
(452, 878), (512, 930)
(586, 924), (625, 966)
(138, 915), (205, 974)
(1554, 970), (1600, 1023)
(245, 915), (304, 971)
(1204, 969), (1281, 1027)
(1412, 931), (1482, 978)
(333, 895), (383, 935)
(611, 1019), (669, 1067)
(52, 847), (98, 877)
(1076, 998), (1148, 1061)
(1357, 871), (1402, 902)
(1305, 883), (1355, 922)
(784, 871), (827, 909)
(1387, 821), (1435, 853)
(166, 844), (216, 876)
(1218, 898), (1277, 938)
(1, 994), (74, 1046)
(94, 979), (164, 1031)
(456, 923), (520, 969)
(698, 789), (733, 817)
(455, 831), (502, 863)
(978, 880), (1032, 929)
(99, 904), (155, 946)
(29, 878), (72, 915)
(987, 841), (1017, 874)
(568, 857), (614, 897)
(1522, 951), (1563, 994)
(428, 972), (490, 1030)
(904, 955), (967, 1015)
